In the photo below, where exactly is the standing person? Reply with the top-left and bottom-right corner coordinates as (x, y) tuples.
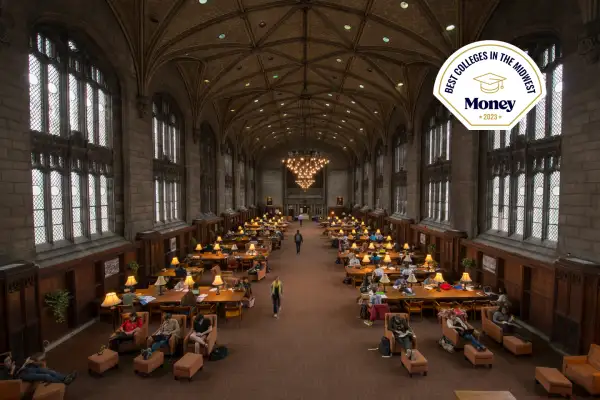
(298, 213), (303, 227)
(294, 230), (303, 254)
(271, 276), (284, 318)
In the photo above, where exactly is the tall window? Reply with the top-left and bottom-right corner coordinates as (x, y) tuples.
(392, 127), (408, 214)
(422, 105), (451, 223)
(484, 41), (562, 243)
(362, 155), (370, 206)
(248, 162), (255, 206)
(153, 95), (183, 224)
(238, 154), (246, 208)
(29, 29), (115, 248)
(375, 145), (384, 208)
(223, 142), (234, 210)
(354, 162), (361, 206)
(200, 124), (216, 213)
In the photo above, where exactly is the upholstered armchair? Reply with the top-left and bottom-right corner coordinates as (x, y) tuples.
(114, 311), (149, 352)
(441, 316), (477, 349)
(147, 314), (187, 355)
(481, 306), (503, 343)
(183, 314), (218, 356)
(383, 313), (417, 354)
(0, 361), (65, 400)
(563, 344), (600, 395)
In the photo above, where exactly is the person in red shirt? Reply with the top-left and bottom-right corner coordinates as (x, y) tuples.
(109, 312), (143, 351)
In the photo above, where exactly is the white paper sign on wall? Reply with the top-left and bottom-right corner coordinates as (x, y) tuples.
(482, 255), (497, 274)
(170, 237), (176, 252)
(419, 233), (426, 245)
(104, 258), (119, 278)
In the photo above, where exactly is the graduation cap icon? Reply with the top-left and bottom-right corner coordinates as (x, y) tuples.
(473, 73), (506, 94)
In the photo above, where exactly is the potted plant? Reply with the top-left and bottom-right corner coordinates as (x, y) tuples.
(190, 237), (197, 251)
(461, 258), (476, 273)
(44, 290), (71, 324)
(427, 243), (436, 255)
(128, 261), (140, 277)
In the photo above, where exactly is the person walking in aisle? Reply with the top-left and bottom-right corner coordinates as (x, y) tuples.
(298, 213), (303, 227)
(271, 276), (283, 318)
(294, 230), (303, 254)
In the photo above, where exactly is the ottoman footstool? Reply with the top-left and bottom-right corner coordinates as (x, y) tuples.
(88, 349), (119, 375)
(401, 350), (428, 377)
(134, 351), (164, 376)
(173, 352), (203, 381)
(503, 335), (532, 356)
(535, 367), (572, 397)
(32, 383), (66, 400)
(464, 344), (494, 368)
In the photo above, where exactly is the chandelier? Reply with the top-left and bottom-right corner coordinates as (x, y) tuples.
(282, 151), (329, 190)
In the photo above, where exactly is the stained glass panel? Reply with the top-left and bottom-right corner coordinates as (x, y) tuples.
(531, 172), (544, 238)
(491, 177), (500, 230)
(98, 89), (108, 146)
(32, 169), (46, 244)
(502, 176), (510, 232)
(71, 172), (83, 238)
(89, 174), (97, 234)
(100, 175), (109, 232)
(86, 83), (95, 143)
(155, 179), (161, 222)
(68, 74), (79, 132)
(153, 117), (159, 159)
(534, 73), (547, 140)
(548, 171), (560, 241)
(444, 179), (449, 220)
(492, 131), (501, 150)
(50, 170), (64, 241)
(47, 64), (61, 136)
(516, 173), (525, 235)
(551, 64), (563, 136)
(29, 55), (43, 131)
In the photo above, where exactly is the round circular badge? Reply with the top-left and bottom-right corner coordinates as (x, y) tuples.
(433, 40), (545, 131)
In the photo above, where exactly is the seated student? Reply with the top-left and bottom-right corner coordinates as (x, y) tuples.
(447, 312), (486, 351)
(372, 265), (385, 283)
(375, 232), (384, 242)
(174, 265), (187, 278)
(174, 278), (189, 291)
(492, 306), (530, 342)
(109, 312), (143, 351)
(495, 287), (511, 308)
(394, 277), (407, 287)
(371, 253), (382, 265)
(143, 313), (181, 359)
(369, 233), (377, 242)
(348, 253), (361, 268)
(2, 353), (76, 385)
(389, 315), (417, 359)
(189, 314), (213, 354)
(423, 273), (436, 286)
(360, 242), (369, 253)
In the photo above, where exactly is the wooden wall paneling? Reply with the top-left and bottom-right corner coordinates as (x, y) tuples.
(0, 262), (42, 361)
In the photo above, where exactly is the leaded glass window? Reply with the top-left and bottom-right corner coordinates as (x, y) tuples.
(224, 142), (234, 210)
(200, 125), (217, 213)
(362, 156), (370, 205)
(29, 30), (114, 248)
(422, 105), (451, 222)
(392, 128), (407, 214)
(239, 154), (246, 208)
(375, 145), (384, 208)
(153, 95), (183, 223)
(484, 41), (561, 243)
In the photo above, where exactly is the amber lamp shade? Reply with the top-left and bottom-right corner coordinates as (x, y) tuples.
(403, 243), (410, 250)
(171, 257), (180, 266)
(368, 243), (375, 250)
(433, 273), (445, 284)
(101, 292), (121, 308)
(383, 255), (392, 264)
(195, 244), (203, 251)
(362, 255), (371, 263)
(125, 276), (137, 287)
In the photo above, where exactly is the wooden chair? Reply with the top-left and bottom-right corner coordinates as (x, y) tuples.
(472, 300), (491, 320)
(241, 259), (253, 270)
(461, 301), (475, 320)
(227, 257), (240, 272)
(403, 300), (424, 321)
(421, 300), (436, 316)
(434, 301), (452, 321)
(224, 302), (243, 326)
(196, 303), (217, 315)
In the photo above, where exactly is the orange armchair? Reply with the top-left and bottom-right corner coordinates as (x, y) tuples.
(0, 361), (65, 400)
(183, 314), (218, 356)
(384, 313), (417, 354)
(441, 316), (477, 349)
(116, 311), (149, 352)
(147, 314), (187, 355)
(481, 306), (503, 343)
(563, 344), (600, 395)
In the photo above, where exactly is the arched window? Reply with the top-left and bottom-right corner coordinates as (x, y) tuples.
(223, 141), (234, 210)
(362, 153), (370, 206)
(354, 161), (361, 206)
(375, 144), (384, 208)
(200, 123), (216, 213)
(392, 127), (408, 215)
(152, 94), (183, 224)
(484, 40), (562, 242)
(29, 28), (116, 248)
(239, 153), (246, 208)
(422, 104), (451, 223)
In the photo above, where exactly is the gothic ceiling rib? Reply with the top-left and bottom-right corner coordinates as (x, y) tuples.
(107, 0), (501, 157)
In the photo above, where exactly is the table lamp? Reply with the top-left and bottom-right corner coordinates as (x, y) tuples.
(460, 272), (472, 291)
(351, 243), (358, 250)
(214, 243), (221, 254)
(425, 254), (434, 269)
(361, 221), (365, 226)
(403, 254), (412, 264)
(433, 272), (445, 292)
(368, 242), (375, 250)
(386, 235), (392, 242)
(171, 257), (180, 267)
(155, 276), (167, 296)
(212, 275), (224, 295)
(380, 274), (390, 292)
(352, 229), (356, 234)
(101, 292), (122, 330)
(231, 244), (238, 251)
(407, 273), (418, 287)
(383, 254), (392, 264)
(339, 229), (344, 235)
(362, 254), (371, 264)
(385, 242), (393, 250)
(363, 229), (368, 235)
(125, 275), (137, 291)
(184, 274), (195, 290)
(403, 243), (410, 251)
(195, 244), (203, 252)
(376, 229), (381, 235)
(216, 236), (223, 242)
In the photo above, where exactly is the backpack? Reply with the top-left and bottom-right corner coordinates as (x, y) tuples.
(360, 304), (369, 320)
(209, 346), (229, 361)
(343, 277), (352, 285)
(378, 336), (391, 357)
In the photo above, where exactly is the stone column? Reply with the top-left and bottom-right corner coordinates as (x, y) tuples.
(381, 142), (392, 212)
(216, 143), (225, 214)
(406, 128), (420, 219)
(449, 120), (478, 237)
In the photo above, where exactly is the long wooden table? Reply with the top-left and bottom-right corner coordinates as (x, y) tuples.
(455, 391), (516, 400)
(346, 265), (433, 280)
(136, 286), (245, 304)
(339, 251), (403, 260)
(157, 267), (204, 277)
(360, 286), (489, 302)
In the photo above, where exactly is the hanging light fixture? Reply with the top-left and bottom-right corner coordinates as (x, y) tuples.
(296, 178), (316, 190)
(282, 150), (329, 189)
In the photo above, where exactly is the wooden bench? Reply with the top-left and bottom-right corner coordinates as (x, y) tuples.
(535, 367), (572, 397)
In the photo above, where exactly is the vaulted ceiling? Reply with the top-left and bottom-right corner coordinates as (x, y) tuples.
(106, 0), (500, 158)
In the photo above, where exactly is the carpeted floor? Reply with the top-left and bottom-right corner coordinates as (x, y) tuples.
(46, 222), (590, 399)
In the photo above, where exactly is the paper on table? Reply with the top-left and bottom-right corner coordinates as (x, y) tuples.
(209, 288), (217, 292)
(197, 294), (208, 301)
(380, 294), (388, 299)
(138, 296), (156, 305)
